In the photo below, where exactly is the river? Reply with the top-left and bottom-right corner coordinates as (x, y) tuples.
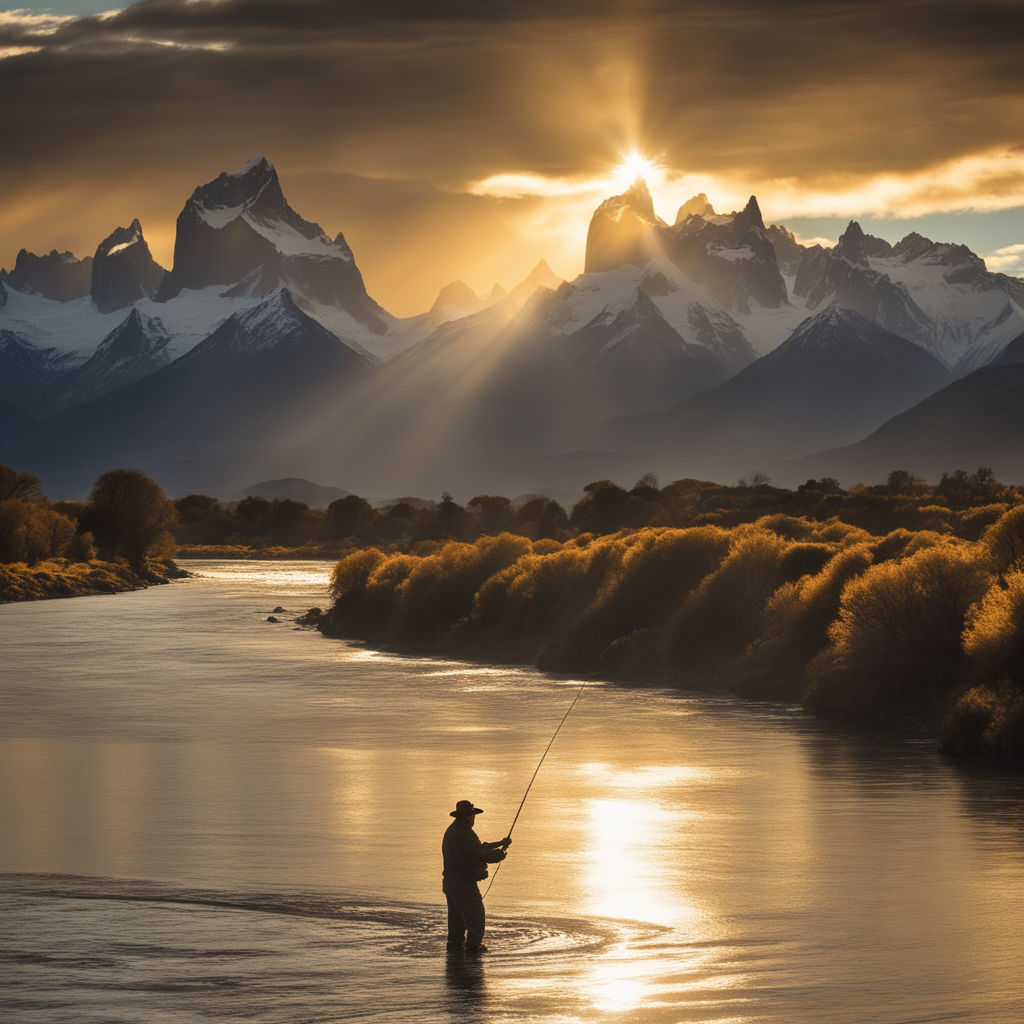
(2, 559), (1024, 1023)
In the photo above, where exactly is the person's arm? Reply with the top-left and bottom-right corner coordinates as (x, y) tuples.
(481, 836), (512, 853)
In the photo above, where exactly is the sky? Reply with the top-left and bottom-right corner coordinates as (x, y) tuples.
(2, 0), (1023, 315)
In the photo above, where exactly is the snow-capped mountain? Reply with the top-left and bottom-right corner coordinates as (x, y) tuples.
(0, 327), (79, 413)
(34, 288), (373, 495)
(792, 222), (1024, 372)
(585, 183), (789, 317)
(0, 155), (441, 423)
(49, 308), (172, 412)
(603, 306), (952, 477)
(154, 154), (388, 334)
(0, 280), (269, 414)
(667, 195), (789, 314)
(91, 219), (165, 313)
(3, 156), (1024, 498)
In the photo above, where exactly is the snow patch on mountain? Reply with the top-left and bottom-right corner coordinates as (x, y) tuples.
(100, 222), (142, 258)
(232, 153), (272, 178)
(867, 251), (1024, 370)
(0, 282), (261, 362)
(304, 301), (432, 363)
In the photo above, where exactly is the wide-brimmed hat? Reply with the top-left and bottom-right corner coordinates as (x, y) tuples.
(450, 799), (483, 818)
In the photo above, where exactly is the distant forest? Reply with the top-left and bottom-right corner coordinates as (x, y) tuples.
(175, 468), (1020, 554)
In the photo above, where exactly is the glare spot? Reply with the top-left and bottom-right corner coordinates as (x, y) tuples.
(617, 151), (658, 184)
(591, 974), (648, 1012)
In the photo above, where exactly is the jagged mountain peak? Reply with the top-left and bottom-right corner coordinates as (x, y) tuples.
(429, 279), (483, 324)
(833, 221), (893, 265)
(504, 259), (566, 310)
(182, 285), (373, 369)
(791, 304), (873, 337)
(773, 306), (950, 376)
(596, 177), (661, 226)
(732, 195), (766, 233)
(521, 258), (562, 288)
(92, 306), (169, 355)
(237, 285), (300, 323)
(26, 248), (79, 263)
(585, 179), (666, 273)
(96, 219), (143, 258)
(156, 156), (386, 332)
(1, 247), (92, 301)
(676, 193), (716, 223)
(91, 219), (164, 313)
(186, 155), (286, 228)
(433, 279), (480, 309)
(891, 231), (934, 262)
(231, 153), (274, 179)
(834, 220), (869, 265)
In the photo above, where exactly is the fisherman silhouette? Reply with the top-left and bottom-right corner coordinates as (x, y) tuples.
(442, 800), (511, 954)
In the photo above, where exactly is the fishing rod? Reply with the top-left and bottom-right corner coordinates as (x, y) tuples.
(482, 678), (589, 900)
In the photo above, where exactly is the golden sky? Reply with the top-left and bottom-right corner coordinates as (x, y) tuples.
(2, 0), (1023, 314)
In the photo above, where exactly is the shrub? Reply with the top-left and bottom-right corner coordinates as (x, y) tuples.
(982, 505), (1024, 573)
(809, 542), (992, 717)
(963, 569), (1024, 686)
(665, 527), (797, 672)
(538, 526), (730, 672)
(0, 498), (77, 564)
(391, 533), (531, 646)
(942, 684), (1024, 764)
(736, 543), (874, 700)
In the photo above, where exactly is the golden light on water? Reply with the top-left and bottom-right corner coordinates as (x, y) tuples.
(588, 967), (649, 1012)
(581, 793), (701, 928)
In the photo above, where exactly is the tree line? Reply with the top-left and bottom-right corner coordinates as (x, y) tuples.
(175, 467), (1021, 553)
(0, 464), (177, 567)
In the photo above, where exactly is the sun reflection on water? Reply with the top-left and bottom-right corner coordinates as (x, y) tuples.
(580, 790), (703, 930)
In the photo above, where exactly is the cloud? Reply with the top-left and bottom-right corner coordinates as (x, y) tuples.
(0, 46), (41, 59)
(0, 9), (75, 34)
(471, 147), (1024, 223)
(986, 243), (1024, 275)
(0, 0), (1022, 310)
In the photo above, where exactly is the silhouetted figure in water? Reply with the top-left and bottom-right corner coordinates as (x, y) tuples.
(442, 800), (511, 954)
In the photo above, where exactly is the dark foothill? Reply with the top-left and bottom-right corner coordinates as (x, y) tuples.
(295, 607), (323, 626)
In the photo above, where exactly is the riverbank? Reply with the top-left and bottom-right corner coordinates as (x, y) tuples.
(314, 523), (1024, 766)
(0, 558), (189, 603)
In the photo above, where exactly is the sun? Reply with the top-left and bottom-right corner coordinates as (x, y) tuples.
(615, 151), (658, 187)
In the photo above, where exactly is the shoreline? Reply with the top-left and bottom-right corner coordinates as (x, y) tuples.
(315, 619), (949, 745)
(0, 559), (190, 604)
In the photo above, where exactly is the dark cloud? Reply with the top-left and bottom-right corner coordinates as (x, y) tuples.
(1, 0), (1022, 309)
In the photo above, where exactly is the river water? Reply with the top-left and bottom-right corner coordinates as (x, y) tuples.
(2, 560), (1024, 1023)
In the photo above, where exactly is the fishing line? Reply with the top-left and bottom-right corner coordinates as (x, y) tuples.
(482, 678), (589, 900)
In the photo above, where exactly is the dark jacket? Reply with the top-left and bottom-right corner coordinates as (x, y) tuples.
(442, 818), (506, 883)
